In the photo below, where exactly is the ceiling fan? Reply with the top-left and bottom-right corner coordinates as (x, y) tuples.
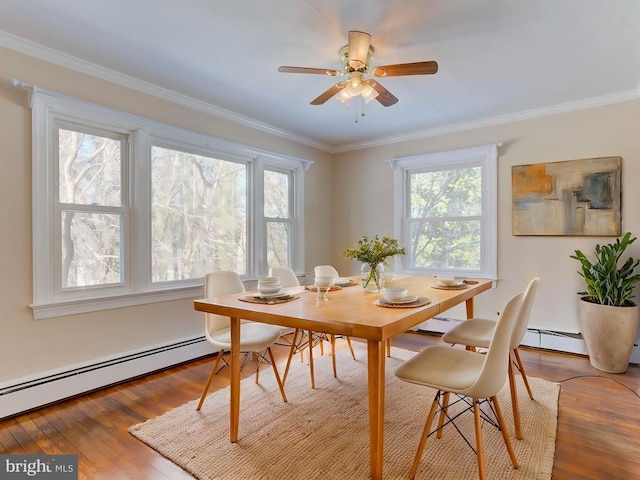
(278, 30), (438, 107)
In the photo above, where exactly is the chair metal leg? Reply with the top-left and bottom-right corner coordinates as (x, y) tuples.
(196, 352), (222, 411)
(267, 347), (288, 403)
(409, 391), (441, 479)
(491, 395), (519, 469)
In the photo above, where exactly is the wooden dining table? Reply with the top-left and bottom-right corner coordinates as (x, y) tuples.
(193, 274), (493, 479)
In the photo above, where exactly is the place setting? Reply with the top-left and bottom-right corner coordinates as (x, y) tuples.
(431, 276), (472, 290)
(239, 276), (300, 304)
(374, 286), (431, 308)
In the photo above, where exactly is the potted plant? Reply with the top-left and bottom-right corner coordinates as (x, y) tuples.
(570, 232), (640, 373)
(344, 235), (406, 292)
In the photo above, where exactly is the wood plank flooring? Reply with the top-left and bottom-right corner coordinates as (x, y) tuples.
(1, 332), (639, 479)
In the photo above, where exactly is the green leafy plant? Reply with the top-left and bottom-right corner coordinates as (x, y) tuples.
(570, 232), (640, 306)
(343, 235), (406, 266)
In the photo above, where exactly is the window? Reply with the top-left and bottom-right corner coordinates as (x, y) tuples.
(56, 124), (128, 291)
(150, 144), (248, 281)
(30, 87), (309, 319)
(264, 168), (292, 268)
(390, 145), (498, 279)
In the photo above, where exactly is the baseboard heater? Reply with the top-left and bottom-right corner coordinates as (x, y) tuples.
(0, 335), (215, 420)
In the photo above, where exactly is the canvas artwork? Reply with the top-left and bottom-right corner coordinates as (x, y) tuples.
(512, 156), (621, 236)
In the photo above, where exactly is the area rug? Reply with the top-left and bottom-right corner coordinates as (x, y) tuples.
(130, 342), (559, 479)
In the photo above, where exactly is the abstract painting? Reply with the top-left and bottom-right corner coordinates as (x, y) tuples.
(512, 156), (621, 236)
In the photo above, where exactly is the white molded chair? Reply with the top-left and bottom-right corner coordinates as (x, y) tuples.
(395, 292), (523, 480)
(442, 277), (539, 439)
(269, 266), (300, 288)
(314, 264), (339, 278)
(282, 265), (356, 389)
(269, 266), (301, 342)
(196, 271), (287, 410)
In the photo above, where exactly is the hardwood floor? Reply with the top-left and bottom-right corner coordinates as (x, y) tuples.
(1, 332), (639, 479)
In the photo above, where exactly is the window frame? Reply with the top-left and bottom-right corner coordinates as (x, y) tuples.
(261, 164), (296, 273)
(389, 144), (498, 279)
(30, 87), (310, 319)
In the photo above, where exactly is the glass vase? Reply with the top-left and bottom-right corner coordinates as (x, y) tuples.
(361, 263), (384, 292)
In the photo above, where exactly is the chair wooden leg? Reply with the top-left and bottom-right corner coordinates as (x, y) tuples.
(282, 328), (300, 385)
(409, 392), (440, 479)
(436, 392), (450, 439)
(491, 395), (519, 468)
(513, 347), (534, 400)
(385, 338), (391, 357)
(507, 353), (523, 440)
(299, 330), (307, 362)
(473, 400), (487, 480)
(196, 352), (222, 411)
(346, 336), (356, 360)
(330, 334), (337, 378)
(267, 347), (288, 403)
(308, 330), (315, 389)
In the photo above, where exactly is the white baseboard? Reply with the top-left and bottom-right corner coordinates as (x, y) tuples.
(416, 317), (640, 365)
(0, 335), (215, 420)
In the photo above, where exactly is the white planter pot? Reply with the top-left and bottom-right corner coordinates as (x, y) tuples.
(578, 298), (640, 373)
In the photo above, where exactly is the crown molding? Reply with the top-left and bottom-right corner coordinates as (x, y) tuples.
(333, 89), (640, 153)
(0, 31), (333, 153)
(2, 30), (638, 156)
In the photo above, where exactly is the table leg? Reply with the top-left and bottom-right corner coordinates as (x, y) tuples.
(367, 339), (386, 480)
(465, 297), (475, 319)
(230, 316), (241, 442)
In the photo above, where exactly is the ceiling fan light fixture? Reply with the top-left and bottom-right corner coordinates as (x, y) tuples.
(360, 84), (379, 103)
(345, 75), (363, 96)
(347, 31), (371, 69)
(336, 89), (352, 105)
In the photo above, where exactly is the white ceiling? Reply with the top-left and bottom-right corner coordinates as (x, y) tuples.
(0, 0), (639, 151)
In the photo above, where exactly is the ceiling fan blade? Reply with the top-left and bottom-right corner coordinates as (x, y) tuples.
(310, 82), (347, 105)
(368, 80), (398, 107)
(372, 61), (438, 77)
(278, 66), (342, 76)
(347, 31), (371, 69)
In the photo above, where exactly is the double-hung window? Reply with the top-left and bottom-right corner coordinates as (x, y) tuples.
(390, 145), (498, 279)
(264, 167), (293, 268)
(30, 87), (309, 319)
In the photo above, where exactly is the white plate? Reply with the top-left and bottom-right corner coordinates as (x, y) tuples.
(438, 281), (465, 287)
(251, 291), (286, 298)
(383, 295), (419, 304)
(333, 277), (352, 285)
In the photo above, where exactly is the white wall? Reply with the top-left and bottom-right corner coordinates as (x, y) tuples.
(1, 43), (638, 392)
(332, 100), (640, 337)
(0, 46), (333, 383)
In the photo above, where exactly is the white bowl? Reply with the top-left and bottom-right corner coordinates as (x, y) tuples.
(381, 287), (408, 302)
(258, 283), (282, 294)
(437, 277), (457, 286)
(258, 276), (280, 285)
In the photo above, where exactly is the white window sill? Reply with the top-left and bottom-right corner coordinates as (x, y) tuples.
(30, 286), (205, 320)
